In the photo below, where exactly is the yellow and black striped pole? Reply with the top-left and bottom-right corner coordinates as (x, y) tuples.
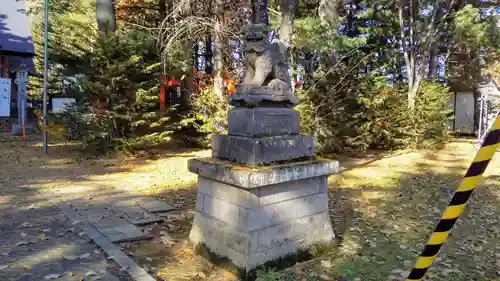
(406, 115), (500, 281)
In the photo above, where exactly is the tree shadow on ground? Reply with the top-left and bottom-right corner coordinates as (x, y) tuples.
(287, 143), (500, 281)
(3, 136), (499, 281)
(0, 180), (134, 281)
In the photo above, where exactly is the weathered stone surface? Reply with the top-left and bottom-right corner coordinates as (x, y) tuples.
(190, 212), (250, 255)
(227, 107), (300, 137)
(202, 195), (240, 226)
(79, 207), (115, 221)
(189, 160), (337, 270)
(190, 211), (334, 270)
(258, 176), (326, 206)
(249, 211), (333, 254)
(93, 237), (157, 281)
(135, 197), (176, 213)
(229, 85), (298, 107)
(197, 177), (259, 208)
(229, 24), (298, 108)
(188, 158), (339, 189)
(112, 205), (164, 226)
(245, 193), (329, 231)
(212, 134), (315, 165)
(88, 216), (130, 229)
(100, 225), (150, 243)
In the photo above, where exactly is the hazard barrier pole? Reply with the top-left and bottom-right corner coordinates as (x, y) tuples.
(22, 120), (27, 147)
(406, 115), (500, 281)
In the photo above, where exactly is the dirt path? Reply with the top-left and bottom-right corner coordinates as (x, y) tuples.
(0, 138), (131, 281)
(1, 136), (499, 281)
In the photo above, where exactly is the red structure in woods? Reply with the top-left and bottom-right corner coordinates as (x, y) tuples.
(159, 77), (181, 109)
(159, 67), (239, 108)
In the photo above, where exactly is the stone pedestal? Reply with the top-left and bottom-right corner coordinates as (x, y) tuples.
(212, 107), (316, 166)
(188, 21), (338, 272)
(188, 158), (338, 270)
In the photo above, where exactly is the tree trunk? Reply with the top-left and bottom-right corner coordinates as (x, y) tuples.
(279, 0), (298, 53)
(159, 0), (167, 21)
(251, 0), (269, 24)
(96, 0), (116, 34)
(279, 0), (298, 90)
(318, 0), (339, 25)
(205, 36), (213, 74)
(428, 42), (438, 78)
(213, 0), (225, 97)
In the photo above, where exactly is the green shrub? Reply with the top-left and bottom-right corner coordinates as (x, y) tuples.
(412, 81), (453, 146)
(296, 74), (452, 153)
(179, 87), (230, 147)
(255, 268), (282, 281)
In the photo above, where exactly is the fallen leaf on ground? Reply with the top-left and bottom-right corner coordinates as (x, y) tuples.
(63, 256), (78, 261)
(160, 235), (176, 246)
(28, 205), (36, 210)
(319, 273), (333, 280)
(16, 241), (29, 246)
(20, 222), (32, 227)
(85, 270), (97, 277)
(79, 253), (90, 259)
(320, 260), (332, 268)
(21, 232), (27, 237)
(23, 265), (33, 270)
(0, 265), (9, 271)
(427, 272), (439, 278)
(44, 273), (61, 280)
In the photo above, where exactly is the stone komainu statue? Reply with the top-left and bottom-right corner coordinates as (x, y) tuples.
(229, 24), (299, 108)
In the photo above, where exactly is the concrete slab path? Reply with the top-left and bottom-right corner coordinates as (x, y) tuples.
(0, 185), (126, 281)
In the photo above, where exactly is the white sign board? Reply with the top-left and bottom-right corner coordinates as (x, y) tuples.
(52, 97), (76, 114)
(0, 78), (11, 117)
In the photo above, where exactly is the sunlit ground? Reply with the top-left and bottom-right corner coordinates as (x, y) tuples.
(1, 136), (499, 281)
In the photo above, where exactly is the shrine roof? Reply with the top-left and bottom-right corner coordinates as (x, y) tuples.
(0, 0), (35, 56)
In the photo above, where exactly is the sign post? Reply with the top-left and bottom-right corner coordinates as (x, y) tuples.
(0, 78), (11, 118)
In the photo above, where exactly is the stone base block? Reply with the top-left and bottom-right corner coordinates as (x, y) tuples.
(188, 159), (339, 270)
(212, 134), (315, 166)
(228, 107), (300, 137)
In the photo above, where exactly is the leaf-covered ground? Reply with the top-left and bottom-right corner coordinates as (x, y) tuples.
(275, 139), (500, 281)
(1, 136), (499, 280)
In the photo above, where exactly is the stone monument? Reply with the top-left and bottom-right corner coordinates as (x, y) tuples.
(188, 21), (339, 271)
(12, 63), (34, 135)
